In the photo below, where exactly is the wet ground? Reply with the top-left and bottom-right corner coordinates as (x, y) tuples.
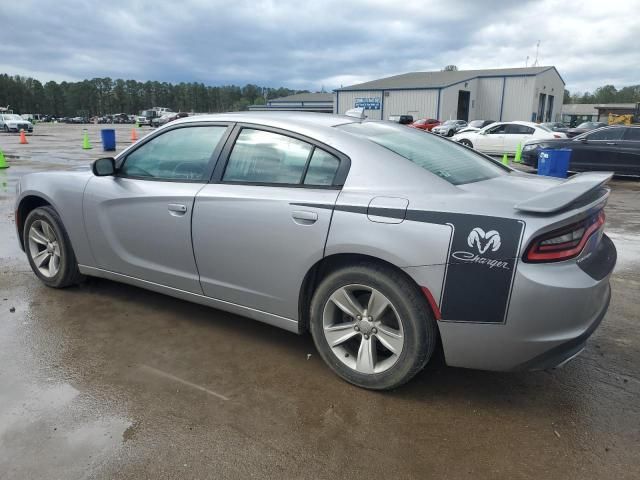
(1, 124), (639, 479)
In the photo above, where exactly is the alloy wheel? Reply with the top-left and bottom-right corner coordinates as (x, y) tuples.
(27, 219), (61, 278)
(322, 284), (405, 374)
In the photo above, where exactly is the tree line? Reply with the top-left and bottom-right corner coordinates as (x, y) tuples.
(0, 74), (312, 116)
(563, 84), (640, 105)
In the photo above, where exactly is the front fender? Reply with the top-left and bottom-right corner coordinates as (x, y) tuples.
(16, 171), (95, 266)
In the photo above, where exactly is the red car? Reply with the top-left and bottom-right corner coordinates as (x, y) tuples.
(411, 118), (440, 131)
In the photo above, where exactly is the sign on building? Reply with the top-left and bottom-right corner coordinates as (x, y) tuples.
(354, 97), (381, 110)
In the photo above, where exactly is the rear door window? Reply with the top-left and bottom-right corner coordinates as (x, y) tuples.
(586, 128), (625, 141)
(623, 128), (640, 141)
(506, 124), (535, 134)
(304, 149), (340, 186)
(223, 129), (312, 184)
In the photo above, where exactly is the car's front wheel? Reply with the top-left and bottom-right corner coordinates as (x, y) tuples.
(459, 138), (473, 148)
(24, 206), (84, 288)
(446, 129), (454, 137)
(310, 262), (437, 390)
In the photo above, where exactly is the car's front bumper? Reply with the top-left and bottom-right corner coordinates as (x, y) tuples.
(522, 148), (540, 167)
(5, 125), (33, 133)
(435, 234), (616, 371)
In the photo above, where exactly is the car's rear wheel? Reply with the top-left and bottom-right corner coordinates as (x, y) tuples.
(310, 262), (437, 390)
(459, 138), (473, 148)
(24, 206), (84, 288)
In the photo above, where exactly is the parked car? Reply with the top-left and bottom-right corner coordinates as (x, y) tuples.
(455, 119), (496, 135)
(14, 113), (616, 390)
(411, 118), (440, 131)
(522, 125), (640, 176)
(152, 111), (187, 127)
(566, 121), (607, 138)
(388, 114), (414, 125)
(453, 121), (566, 155)
(542, 122), (569, 134)
(432, 119), (468, 137)
(0, 114), (34, 133)
(112, 113), (132, 124)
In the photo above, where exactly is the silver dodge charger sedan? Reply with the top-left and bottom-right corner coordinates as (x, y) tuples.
(15, 112), (616, 390)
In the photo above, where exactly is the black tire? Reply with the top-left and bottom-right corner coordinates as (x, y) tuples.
(23, 206), (84, 288)
(3, 125), (8, 133)
(446, 129), (454, 137)
(459, 139), (473, 148)
(309, 262), (437, 390)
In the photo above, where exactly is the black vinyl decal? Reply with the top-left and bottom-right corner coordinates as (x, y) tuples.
(291, 202), (525, 323)
(438, 215), (524, 323)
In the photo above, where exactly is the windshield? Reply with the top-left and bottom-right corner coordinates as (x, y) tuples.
(337, 122), (507, 185)
(577, 122), (595, 128)
(443, 120), (456, 125)
(4, 114), (22, 121)
(537, 124), (552, 132)
(469, 120), (483, 128)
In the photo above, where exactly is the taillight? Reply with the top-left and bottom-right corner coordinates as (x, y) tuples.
(553, 134), (562, 138)
(524, 210), (605, 263)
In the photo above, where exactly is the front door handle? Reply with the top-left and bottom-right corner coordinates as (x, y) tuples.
(292, 210), (318, 225)
(168, 203), (187, 216)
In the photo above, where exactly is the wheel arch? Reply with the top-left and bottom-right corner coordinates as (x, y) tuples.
(297, 252), (439, 334)
(16, 195), (54, 249)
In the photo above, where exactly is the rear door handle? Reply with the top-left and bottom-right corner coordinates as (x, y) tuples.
(168, 203), (187, 216)
(292, 210), (318, 225)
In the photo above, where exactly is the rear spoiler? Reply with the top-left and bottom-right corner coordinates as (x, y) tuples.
(514, 172), (613, 213)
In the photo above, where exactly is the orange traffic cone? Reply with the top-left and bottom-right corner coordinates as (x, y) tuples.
(19, 129), (28, 144)
(131, 127), (138, 142)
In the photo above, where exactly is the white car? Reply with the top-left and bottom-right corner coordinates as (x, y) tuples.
(0, 114), (34, 133)
(432, 119), (467, 137)
(452, 121), (566, 155)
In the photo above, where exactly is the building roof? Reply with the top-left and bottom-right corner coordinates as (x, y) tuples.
(561, 104), (598, 115)
(336, 66), (561, 91)
(269, 92), (333, 103)
(594, 103), (638, 110)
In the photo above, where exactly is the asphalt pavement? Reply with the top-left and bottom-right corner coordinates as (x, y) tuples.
(1, 124), (639, 479)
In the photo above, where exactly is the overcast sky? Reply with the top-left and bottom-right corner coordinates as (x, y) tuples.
(1, 0), (638, 93)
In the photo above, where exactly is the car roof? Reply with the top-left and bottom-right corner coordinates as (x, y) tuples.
(174, 111), (356, 129)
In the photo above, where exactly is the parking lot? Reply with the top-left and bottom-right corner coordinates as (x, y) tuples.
(1, 124), (639, 479)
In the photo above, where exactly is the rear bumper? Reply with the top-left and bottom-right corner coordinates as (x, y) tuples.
(437, 236), (616, 371)
(513, 284), (610, 370)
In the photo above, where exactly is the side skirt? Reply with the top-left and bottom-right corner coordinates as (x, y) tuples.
(78, 265), (300, 334)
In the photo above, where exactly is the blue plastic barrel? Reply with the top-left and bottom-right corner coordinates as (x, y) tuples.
(100, 129), (116, 151)
(537, 148), (571, 178)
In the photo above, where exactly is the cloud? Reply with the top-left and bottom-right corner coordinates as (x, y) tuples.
(0, 0), (638, 93)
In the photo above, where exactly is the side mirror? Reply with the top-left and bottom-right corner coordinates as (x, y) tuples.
(92, 157), (116, 176)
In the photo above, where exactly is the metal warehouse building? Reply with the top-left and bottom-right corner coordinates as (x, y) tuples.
(334, 66), (565, 123)
(249, 92), (334, 113)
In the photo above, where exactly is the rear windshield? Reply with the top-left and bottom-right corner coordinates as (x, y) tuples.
(337, 122), (507, 185)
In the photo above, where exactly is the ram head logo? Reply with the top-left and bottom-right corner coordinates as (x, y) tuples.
(467, 228), (502, 254)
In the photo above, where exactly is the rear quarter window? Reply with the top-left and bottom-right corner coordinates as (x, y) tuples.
(337, 122), (507, 185)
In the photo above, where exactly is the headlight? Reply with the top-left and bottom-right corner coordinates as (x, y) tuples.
(523, 144), (537, 151)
